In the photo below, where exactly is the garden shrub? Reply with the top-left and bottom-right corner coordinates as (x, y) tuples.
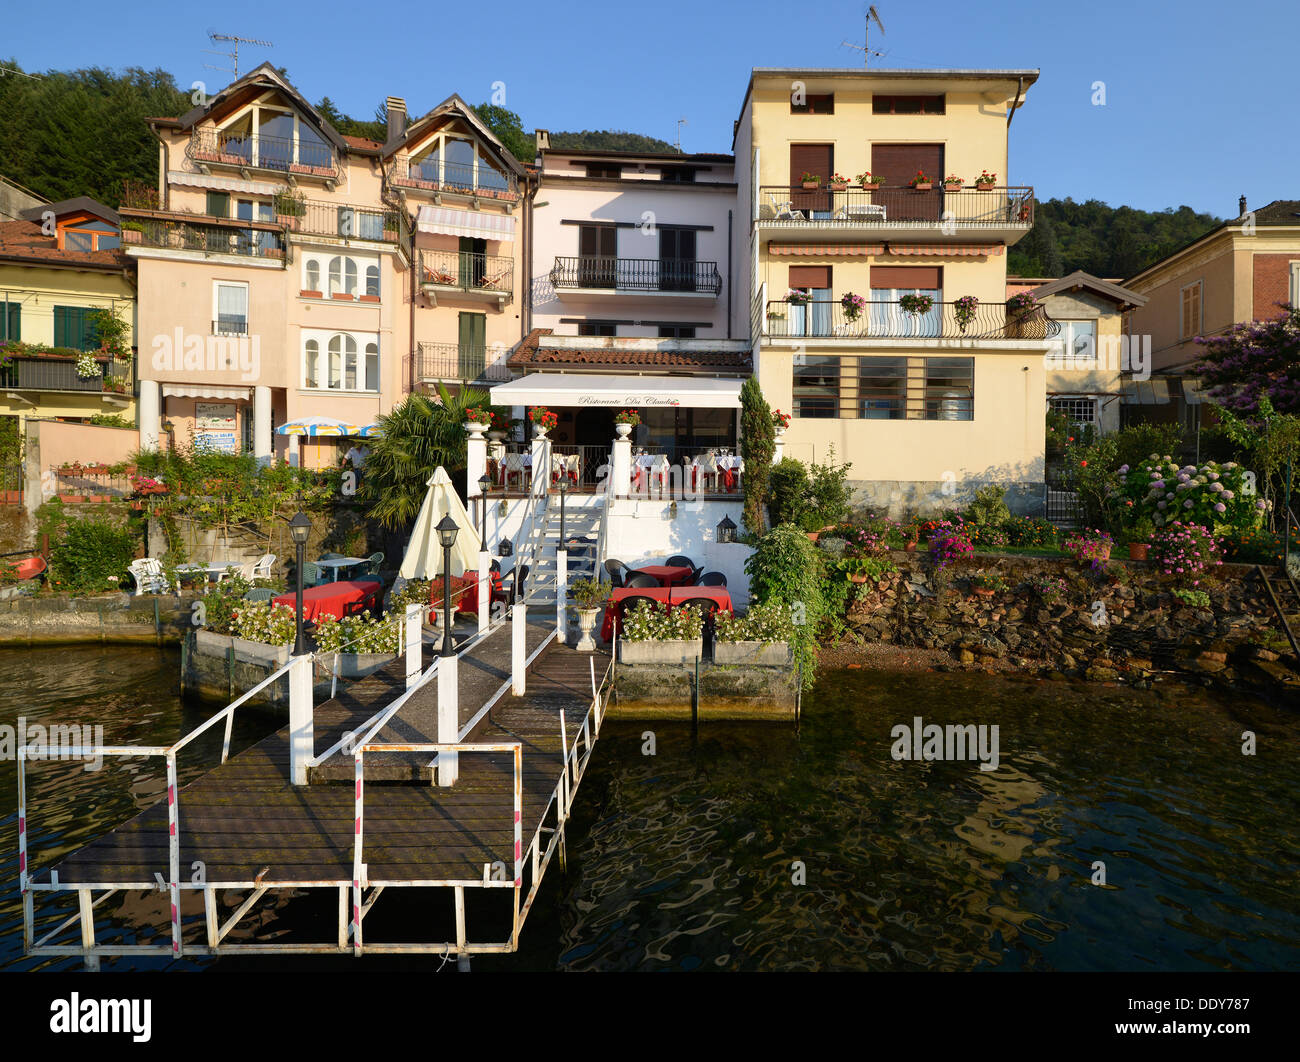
(963, 484), (1011, 530)
(1112, 455), (1263, 532)
(203, 572), (252, 634)
(314, 611), (401, 654)
(768, 458), (810, 527)
(48, 518), (135, 593)
(230, 602), (296, 646)
(766, 450), (853, 531)
(713, 600), (797, 643)
(1149, 522), (1223, 586)
(744, 524), (825, 685)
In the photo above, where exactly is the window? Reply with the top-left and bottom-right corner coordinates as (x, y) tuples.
(872, 94), (945, 114)
(328, 256), (358, 297)
(213, 282), (249, 336)
(1050, 397), (1099, 428)
(659, 167), (697, 182)
(304, 339), (320, 387)
(1290, 262), (1300, 306)
(0, 300), (19, 341)
(61, 220), (120, 252)
(365, 265), (380, 298)
(65, 231), (93, 252)
(304, 331), (379, 392)
(578, 322), (617, 337)
(1050, 320), (1098, 364)
(585, 162), (622, 179)
(791, 93), (834, 114)
(206, 191), (230, 218)
(859, 357), (907, 419)
(1180, 280), (1202, 340)
(53, 306), (96, 350)
(327, 334), (356, 389)
(305, 260), (320, 292)
(365, 342), (379, 391)
(925, 358), (974, 420)
(793, 355), (840, 418)
(657, 325), (696, 339)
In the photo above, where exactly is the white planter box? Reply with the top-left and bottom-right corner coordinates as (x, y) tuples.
(195, 629), (292, 666)
(713, 640), (792, 667)
(316, 651), (397, 679)
(619, 638), (704, 666)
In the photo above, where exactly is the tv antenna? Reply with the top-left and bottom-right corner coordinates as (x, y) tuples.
(0, 64), (43, 81)
(842, 5), (886, 68)
(203, 31), (274, 79)
(674, 118), (688, 153)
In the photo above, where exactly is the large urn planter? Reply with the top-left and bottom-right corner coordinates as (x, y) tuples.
(465, 421), (489, 438)
(713, 640), (792, 667)
(614, 423), (633, 439)
(574, 608), (601, 652)
(619, 638), (704, 666)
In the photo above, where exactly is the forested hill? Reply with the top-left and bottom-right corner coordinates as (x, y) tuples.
(1008, 198), (1222, 280)
(547, 130), (675, 153)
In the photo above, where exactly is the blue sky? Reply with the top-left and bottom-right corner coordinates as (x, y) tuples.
(5, 0), (1294, 218)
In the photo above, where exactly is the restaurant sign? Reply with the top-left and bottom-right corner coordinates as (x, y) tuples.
(576, 396), (681, 407)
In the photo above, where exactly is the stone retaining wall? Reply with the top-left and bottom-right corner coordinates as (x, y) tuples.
(0, 590), (203, 646)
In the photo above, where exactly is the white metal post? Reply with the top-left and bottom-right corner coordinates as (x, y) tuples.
(556, 548), (567, 639)
(404, 602), (423, 689)
(288, 653), (314, 785)
(436, 652), (459, 786)
(511, 597), (526, 695)
(477, 550), (489, 635)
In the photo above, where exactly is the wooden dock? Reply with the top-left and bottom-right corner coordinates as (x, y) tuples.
(18, 612), (613, 964)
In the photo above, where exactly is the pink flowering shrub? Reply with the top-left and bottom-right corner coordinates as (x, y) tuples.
(928, 521), (973, 569)
(1110, 454), (1264, 531)
(1149, 521), (1223, 586)
(1064, 528), (1113, 570)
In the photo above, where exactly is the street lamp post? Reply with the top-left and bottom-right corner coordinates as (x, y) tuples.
(477, 473), (491, 546)
(289, 511), (312, 656)
(436, 514), (459, 657)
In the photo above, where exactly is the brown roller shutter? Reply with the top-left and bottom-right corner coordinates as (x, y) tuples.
(790, 143), (833, 214)
(789, 265), (831, 288)
(871, 266), (941, 289)
(872, 144), (944, 222)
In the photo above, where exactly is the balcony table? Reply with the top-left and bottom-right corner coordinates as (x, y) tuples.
(315, 556), (368, 580)
(635, 564), (695, 587)
(273, 579), (383, 623)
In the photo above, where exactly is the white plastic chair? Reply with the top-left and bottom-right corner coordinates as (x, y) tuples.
(765, 192), (805, 222)
(128, 558), (168, 596)
(250, 553), (276, 580)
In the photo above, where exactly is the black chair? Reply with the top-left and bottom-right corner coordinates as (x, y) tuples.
(492, 564), (529, 605)
(697, 572), (728, 587)
(617, 594), (662, 628)
(604, 559), (630, 587)
(687, 563), (705, 585)
(666, 554), (695, 568)
(625, 572), (660, 589)
(489, 559), (501, 574)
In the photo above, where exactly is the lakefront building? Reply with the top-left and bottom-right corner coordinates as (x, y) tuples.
(732, 67), (1054, 517)
(127, 65), (531, 468)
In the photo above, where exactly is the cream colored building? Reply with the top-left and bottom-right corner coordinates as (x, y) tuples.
(732, 68), (1052, 516)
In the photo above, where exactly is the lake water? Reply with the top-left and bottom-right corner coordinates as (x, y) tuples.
(2, 647), (1297, 971)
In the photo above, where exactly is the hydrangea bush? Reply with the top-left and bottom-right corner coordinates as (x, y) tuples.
(1112, 455), (1265, 531)
(1148, 522), (1223, 586)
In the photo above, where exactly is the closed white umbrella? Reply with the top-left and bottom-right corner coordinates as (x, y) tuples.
(398, 467), (482, 579)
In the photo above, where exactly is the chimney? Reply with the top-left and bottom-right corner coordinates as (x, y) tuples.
(1239, 194), (1247, 217)
(534, 129), (550, 153)
(386, 97), (407, 142)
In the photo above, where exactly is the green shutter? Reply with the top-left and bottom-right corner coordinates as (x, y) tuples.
(53, 306), (69, 349)
(54, 306), (94, 351)
(0, 302), (17, 342)
(206, 191), (230, 217)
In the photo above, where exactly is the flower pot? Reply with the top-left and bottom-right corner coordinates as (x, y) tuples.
(829, 182), (848, 191)
(487, 431), (506, 442)
(975, 182), (995, 191)
(123, 229), (142, 244)
(300, 290), (323, 298)
(358, 294), (380, 303)
(912, 183), (933, 191)
(801, 181), (819, 190)
(619, 637), (704, 666)
(849, 573), (868, 584)
(944, 183), (963, 191)
(1128, 542), (1150, 561)
(574, 608), (601, 652)
(805, 532), (820, 543)
(615, 423), (632, 439)
(465, 421), (489, 439)
(331, 292), (355, 300)
(533, 426), (549, 440)
(973, 587), (995, 598)
(904, 541), (917, 553)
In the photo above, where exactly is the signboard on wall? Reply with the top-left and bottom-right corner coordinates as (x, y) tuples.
(196, 403), (237, 431)
(194, 432), (238, 454)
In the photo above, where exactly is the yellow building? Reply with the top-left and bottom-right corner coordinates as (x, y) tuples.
(0, 198), (137, 439)
(731, 68), (1053, 517)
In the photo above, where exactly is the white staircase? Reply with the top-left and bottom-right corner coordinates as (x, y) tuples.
(527, 496), (603, 620)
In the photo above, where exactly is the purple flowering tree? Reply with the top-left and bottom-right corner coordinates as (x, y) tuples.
(1194, 303), (1300, 416)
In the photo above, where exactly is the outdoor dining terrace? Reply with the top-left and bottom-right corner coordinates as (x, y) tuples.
(763, 298), (1060, 341)
(490, 443), (744, 498)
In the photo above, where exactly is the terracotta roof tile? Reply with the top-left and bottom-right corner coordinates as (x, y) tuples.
(0, 221), (131, 270)
(509, 328), (749, 370)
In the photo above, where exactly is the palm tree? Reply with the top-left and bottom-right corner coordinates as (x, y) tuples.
(360, 382), (490, 530)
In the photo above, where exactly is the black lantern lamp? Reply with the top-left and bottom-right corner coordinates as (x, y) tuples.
(717, 514), (737, 544)
(436, 514), (459, 657)
(288, 511), (313, 655)
(477, 473), (491, 549)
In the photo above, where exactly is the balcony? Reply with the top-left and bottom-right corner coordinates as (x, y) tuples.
(419, 250), (514, 307)
(187, 129), (340, 185)
(386, 158), (519, 205)
(288, 200), (401, 243)
(762, 299), (1059, 342)
(0, 353), (134, 395)
(756, 185), (1034, 245)
(550, 256), (722, 299)
(412, 342), (513, 385)
(121, 209), (286, 263)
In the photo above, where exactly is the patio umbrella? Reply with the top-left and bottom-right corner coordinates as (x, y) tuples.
(398, 467), (481, 579)
(276, 416), (363, 436)
(357, 423), (383, 437)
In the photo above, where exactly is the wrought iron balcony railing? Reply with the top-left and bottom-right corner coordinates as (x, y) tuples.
(386, 158), (519, 201)
(764, 299), (1059, 340)
(187, 129), (340, 182)
(0, 354), (134, 394)
(550, 256), (722, 295)
(757, 185), (1034, 228)
(419, 250), (514, 299)
(412, 342), (513, 384)
(121, 210), (286, 261)
(287, 200), (401, 241)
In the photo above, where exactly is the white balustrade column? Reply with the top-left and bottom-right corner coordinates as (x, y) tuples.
(612, 434), (632, 497)
(404, 602), (423, 689)
(773, 426), (786, 464)
(138, 379), (160, 452)
(466, 421), (488, 504)
(288, 653), (314, 786)
(477, 550), (489, 636)
(436, 651), (459, 787)
(556, 548), (568, 639)
(530, 433), (550, 495)
(511, 595), (526, 696)
(253, 385), (272, 465)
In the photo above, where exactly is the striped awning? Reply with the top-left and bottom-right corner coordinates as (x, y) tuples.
(167, 170), (281, 196)
(768, 243), (885, 256)
(886, 244), (1004, 256)
(276, 416), (363, 437)
(416, 205), (515, 241)
(162, 384), (251, 400)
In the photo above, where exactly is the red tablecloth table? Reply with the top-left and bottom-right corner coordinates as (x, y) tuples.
(429, 572), (503, 617)
(274, 579), (382, 622)
(636, 564), (694, 587)
(600, 585), (733, 640)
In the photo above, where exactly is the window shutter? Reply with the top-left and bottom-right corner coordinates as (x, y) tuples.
(53, 306), (69, 349)
(870, 144), (944, 187)
(789, 265), (831, 288)
(206, 191), (230, 218)
(870, 266), (941, 289)
(1, 302), (18, 342)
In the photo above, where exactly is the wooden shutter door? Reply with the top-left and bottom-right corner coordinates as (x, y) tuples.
(459, 312), (486, 378)
(871, 144), (944, 221)
(790, 144), (833, 215)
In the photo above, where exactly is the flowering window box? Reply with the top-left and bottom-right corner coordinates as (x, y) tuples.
(619, 638), (704, 666)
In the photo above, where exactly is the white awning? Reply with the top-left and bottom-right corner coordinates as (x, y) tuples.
(167, 170), (281, 196)
(490, 373), (743, 409)
(416, 206), (515, 242)
(162, 383), (251, 400)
